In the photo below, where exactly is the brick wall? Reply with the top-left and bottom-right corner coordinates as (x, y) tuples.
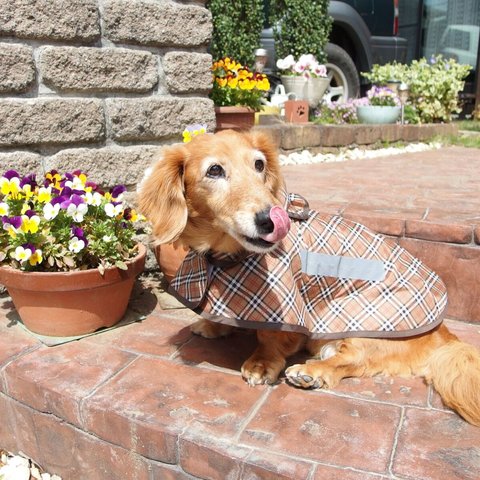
(0, 0), (215, 189)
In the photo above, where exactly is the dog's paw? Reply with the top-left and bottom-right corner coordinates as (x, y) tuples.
(241, 357), (281, 387)
(190, 319), (233, 339)
(285, 363), (328, 389)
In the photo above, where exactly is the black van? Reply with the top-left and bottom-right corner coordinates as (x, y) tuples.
(261, 0), (408, 100)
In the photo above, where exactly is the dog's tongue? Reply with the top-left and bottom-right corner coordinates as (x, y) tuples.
(260, 206), (291, 243)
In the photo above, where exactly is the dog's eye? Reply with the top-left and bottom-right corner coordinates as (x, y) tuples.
(254, 159), (265, 172)
(206, 164), (225, 178)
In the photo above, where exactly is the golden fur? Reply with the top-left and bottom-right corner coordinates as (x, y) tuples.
(139, 129), (480, 426)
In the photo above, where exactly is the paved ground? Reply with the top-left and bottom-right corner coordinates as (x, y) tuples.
(283, 145), (480, 234)
(1, 146), (480, 479)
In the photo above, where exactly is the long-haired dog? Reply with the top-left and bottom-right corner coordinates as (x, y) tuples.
(138, 129), (480, 426)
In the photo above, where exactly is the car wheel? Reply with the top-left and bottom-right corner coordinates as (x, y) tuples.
(325, 43), (360, 102)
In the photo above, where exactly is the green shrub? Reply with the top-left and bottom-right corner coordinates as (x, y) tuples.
(363, 56), (471, 123)
(207, 0), (265, 67)
(270, 0), (332, 64)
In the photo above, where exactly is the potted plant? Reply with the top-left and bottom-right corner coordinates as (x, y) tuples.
(210, 57), (270, 130)
(356, 85), (402, 124)
(276, 54), (330, 108)
(362, 55), (471, 124)
(0, 169), (146, 337)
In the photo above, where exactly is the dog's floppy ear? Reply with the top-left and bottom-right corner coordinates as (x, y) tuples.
(248, 130), (284, 202)
(138, 145), (188, 244)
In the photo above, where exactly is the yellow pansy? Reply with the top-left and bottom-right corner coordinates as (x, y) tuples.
(46, 171), (62, 189)
(29, 249), (43, 266)
(22, 184), (35, 199)
(37, 186), (52, 203)
(227, 76), (239, 88)
(20, 215), (41, 234)
(0, 177), (20, 197)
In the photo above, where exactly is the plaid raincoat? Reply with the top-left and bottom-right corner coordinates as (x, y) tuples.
(169, 194), (447, 339)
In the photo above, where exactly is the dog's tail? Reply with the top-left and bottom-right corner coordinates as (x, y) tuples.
(427, 340), (480, 426)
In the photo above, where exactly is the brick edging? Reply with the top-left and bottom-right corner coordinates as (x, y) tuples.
(255, 123), (458, 152)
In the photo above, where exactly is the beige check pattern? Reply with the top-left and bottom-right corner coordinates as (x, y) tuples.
(170, 195), (447, 339)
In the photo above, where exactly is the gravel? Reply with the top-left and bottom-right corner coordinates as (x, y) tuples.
(0, 450), (62, 480)
(278, 141), (442, 166)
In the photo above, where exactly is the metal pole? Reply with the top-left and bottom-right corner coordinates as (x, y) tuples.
(475, 36), (480, 120)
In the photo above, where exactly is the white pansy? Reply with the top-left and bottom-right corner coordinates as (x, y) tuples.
(43, 202), (61, 220)
(105, 203), (123, 218)
(0, 202), (9, 216)
(66, 202), (88, 222)
(64, 175), (85, 191)
(68, 236), (85, 253)
(84, 191), (103, 206)
(12, 245), (32, 262)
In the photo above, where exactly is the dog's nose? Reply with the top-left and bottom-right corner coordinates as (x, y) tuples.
(255, 208), (274, 234)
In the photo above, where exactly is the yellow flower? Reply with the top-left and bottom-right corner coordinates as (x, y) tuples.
(239, 78), (255, 90)
(37, 186), (52, 203)
(256, 76), (271, 91)
(216, 77), (227, 88)
(182, 130), (192, 143)
(227, 76), (239, 88)
(224, 58), (241, 72)
(46, 171), (62, 189)
(20, 214), (40, 234)
(237, 69), (250, 80)
(0, 177), (20, 197)
(20, 203), (30, 214)
(29, 249), (43, 266)
(22, 184), (35, 199)
(6, 226), (17, 238)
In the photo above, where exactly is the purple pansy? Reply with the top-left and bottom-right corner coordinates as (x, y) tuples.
(2, 216), (22, 229)
(3, 170), (20, 180)
(22, 242), (36, 253)
(110, 185), (126, 199)
(20, 174), (37, 189)
(23, 209), (37, 218)
(61, 194), (84, 210)
(71, 225), (89, 247)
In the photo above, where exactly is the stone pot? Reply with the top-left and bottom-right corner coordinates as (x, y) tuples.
(281, 75), (330, 108)
(356, 105), (401, 124)
(0, 244), (146, 337)
(153, 241), (189, 283)
(215, 106), (255, 131)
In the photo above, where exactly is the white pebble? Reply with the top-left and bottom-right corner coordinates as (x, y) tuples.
(279, 142), (441, 166)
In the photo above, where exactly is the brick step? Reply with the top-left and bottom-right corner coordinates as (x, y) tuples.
(1, 294), (480, 480)
(2, 145), (480, 479)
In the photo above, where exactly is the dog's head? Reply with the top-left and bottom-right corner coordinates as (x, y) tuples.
(138, 129), (291, 254)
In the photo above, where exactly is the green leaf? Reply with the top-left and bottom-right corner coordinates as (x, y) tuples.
(115, 260), (128, 270)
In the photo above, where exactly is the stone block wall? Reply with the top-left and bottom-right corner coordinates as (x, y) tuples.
(0, 0), (215, 189)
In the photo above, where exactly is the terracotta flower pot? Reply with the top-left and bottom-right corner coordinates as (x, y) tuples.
(154, 241), (189, 283)
(215, 106), (255, 131)
(0, 244), (146, 337)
